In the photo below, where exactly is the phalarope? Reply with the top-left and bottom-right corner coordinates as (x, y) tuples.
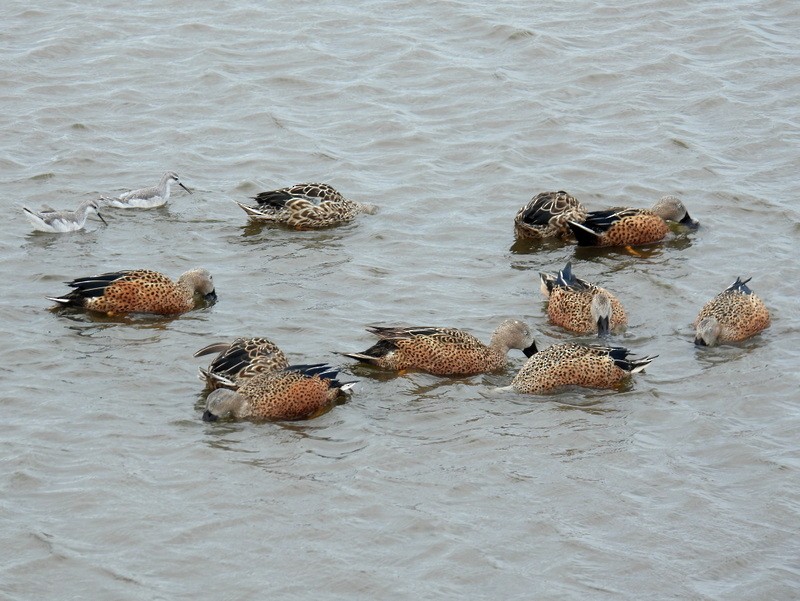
(103, 171), (192, 209)
(22, 199), (107, 233)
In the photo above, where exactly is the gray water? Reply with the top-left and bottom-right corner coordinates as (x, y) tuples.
(2, 1), (799, 599)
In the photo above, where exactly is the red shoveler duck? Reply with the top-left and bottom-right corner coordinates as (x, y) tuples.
(568, 195), (698, 247)
(342, 320), (536, 376)
(539, 262), (627, 336)
(694, 277), (770, 346)
(47, 268), (216, 316)
(505, 342), (656, 394)
(202, 364), (354, 422)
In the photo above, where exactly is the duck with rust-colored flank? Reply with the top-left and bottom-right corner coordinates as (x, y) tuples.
(342, 319), (536, 376)
(202, 364), (354, 422)
(694, 277), (770, 346)
(539, 262), (627, 336)
(568, 195), (698, 247)
(514, 190), (587, 240)
(235, 182), (377, 229)
(194, 337), (289, 390)
(503, 342), (656, 394)
(47, 268), (216, 316)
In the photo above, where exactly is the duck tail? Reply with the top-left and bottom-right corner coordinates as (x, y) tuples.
(339, 351), (381, 366)
(46, 295), (72, 305)
(607, 347), (657, 373)
(567, 221), (601, 246)
(726, 277), (753, 294)
(628, 355), (657, 374)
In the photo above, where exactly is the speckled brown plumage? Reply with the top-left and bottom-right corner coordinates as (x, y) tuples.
(568, 195), (698, 247)
(514, 190), (587, 240)
(540, 262), (627, 335)
(694, 277), (770, 346)
(202, 364), (351, 422)
(47, 268), (216, 316)
(235, 183), (377, 229)
(194, 337), (289, 390)
(509, 343), (655, 394)
(343, 320), (535, 375)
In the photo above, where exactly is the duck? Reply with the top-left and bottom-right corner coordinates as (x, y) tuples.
(193, 337), (289, 390)
(202, 364), (354, 422)
(514, 190), (587, 240)
(47, 268), (216, 316)
(505, 342), (656, 394)
(235, 182), (377, 229)
(539, 262), (627, 335)
(102, 171), (192, 209)
(568, 195), (698, 247)
(694, 277), (770, 346)
(22, 198), (108, 233)
(342, 319), (536, 376)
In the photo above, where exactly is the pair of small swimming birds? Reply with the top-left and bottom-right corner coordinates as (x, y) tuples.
(22, 171), (192, 233)
(514, 190), (699, 246)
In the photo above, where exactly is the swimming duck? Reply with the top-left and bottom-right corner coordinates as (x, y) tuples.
(506, 342), (655, 394)
(694, 277), (770, 346)
(202, 364), (353, 422)
(539, 262), (627, 335)
(514, 190), (587, 240)
(48, 268), (216, 316)
(235, 182), (376, 229)
(342, 320), (536, 376)
(568, 195), (698, 247)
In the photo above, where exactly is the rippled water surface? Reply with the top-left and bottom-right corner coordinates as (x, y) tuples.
(2, 1), (799, 599)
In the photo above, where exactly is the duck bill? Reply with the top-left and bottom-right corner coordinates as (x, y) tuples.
(693, 336), (708, 347)
(679, 212), (699, 229)
(202, 409), (219, 422)
(204, 290), (218, 305)
(522, 341), (538, 358)
(179, 183), (193, 195)
(596, 315), (610, 337)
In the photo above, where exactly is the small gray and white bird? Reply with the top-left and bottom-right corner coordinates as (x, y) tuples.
(102, 171), (192, 208)
(22, 198), (107, 233)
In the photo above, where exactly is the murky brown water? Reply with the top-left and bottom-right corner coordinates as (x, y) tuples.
(2, 1), (799, 599)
